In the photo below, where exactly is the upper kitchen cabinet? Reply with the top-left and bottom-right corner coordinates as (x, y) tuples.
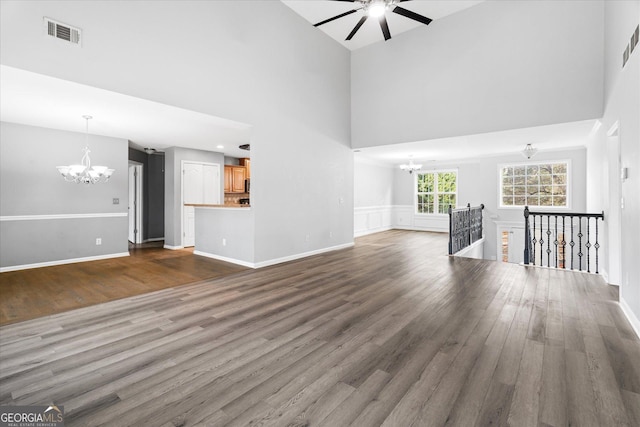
(224, 165), (247, 193)
(239, 158), (251, 178)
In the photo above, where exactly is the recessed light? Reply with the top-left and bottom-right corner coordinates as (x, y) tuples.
(216, 145), (224, 149)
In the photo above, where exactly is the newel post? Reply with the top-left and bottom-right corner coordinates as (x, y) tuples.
(524, 206), (530, 265)
(448, 204), (453, 255)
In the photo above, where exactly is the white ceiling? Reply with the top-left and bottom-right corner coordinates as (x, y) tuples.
(282, 0), (484, 50)
(0, 65), (253, 159)
(355, 119), (599, 166)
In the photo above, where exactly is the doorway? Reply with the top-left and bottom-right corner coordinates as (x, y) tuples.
(607, 122), (622, 285)
(128, 162), (143, 244)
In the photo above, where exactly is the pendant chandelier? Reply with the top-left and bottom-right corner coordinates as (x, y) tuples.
(400, 155), (422, 174)
(56, 115), (114, 184)
(521, 143), (538, 160)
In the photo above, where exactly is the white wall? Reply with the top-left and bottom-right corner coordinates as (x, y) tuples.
(0, 122), (129, 270)
(353, 158), (394, 236)
(0, 1), (353, 265)
(597, 0), (640, 334)
(391, 148), (587, 260)
(351, 0), (604, 148)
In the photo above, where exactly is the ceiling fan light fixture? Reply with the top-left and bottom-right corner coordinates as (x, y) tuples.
(368, 1), (387, 18)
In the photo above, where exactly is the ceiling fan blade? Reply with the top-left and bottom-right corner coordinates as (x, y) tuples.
(379, 15), (391, 40)
(392, 6), (432, 25)
(346, 15), (368, 40)
(314, 9), (359, 27)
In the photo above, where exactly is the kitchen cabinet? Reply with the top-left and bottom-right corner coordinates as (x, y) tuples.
(224, 165), (247, 193)
(239, 158), (251, 178)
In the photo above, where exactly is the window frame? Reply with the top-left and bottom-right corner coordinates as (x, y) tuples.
(497, 159), (571, 210)
(414, 169), (458, 215)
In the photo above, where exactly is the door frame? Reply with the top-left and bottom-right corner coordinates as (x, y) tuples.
(180, 160), (221, 247)
(128, 161), (143, 245)
(607, 121), (622, 285)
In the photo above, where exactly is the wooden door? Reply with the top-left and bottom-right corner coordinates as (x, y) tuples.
(224, 166), (232, 193)
(232, 167), (246, 192)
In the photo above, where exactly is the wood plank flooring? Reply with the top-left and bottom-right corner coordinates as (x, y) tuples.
(0, 243), (247, 325)
(0, 230), (638, 426)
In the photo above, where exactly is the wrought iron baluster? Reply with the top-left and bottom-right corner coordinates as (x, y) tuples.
(546, 215), (551, 268)
(561, 216), (566, 269)
(540, 215), (544, 267)
(595, 216), (601, 274)
(586, 217), (591, 273)
(570, 216), (574, 270)
(532, 213), (536, 265)
(554, 215), (558, 268)
(578, 216), (583, 271)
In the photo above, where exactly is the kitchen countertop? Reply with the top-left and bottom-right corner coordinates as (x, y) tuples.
(185, 203), (250, 208)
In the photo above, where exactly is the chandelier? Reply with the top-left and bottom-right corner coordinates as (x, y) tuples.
(56, 116), (114, 184)
(400, 155), (422, 174)
(521, 143), (538, 160)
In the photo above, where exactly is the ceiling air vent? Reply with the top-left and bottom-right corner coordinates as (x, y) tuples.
(44, 17), (81, 45)
(239, 144), (250, 151)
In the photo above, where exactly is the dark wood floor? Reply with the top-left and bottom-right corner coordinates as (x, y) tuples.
(0, 230), (638, 426)
(0, 242), (247, 325)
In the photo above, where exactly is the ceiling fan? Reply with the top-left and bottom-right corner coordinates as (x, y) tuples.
(315, 0), (432, 41)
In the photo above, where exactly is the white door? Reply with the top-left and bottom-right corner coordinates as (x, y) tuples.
(607, 126), (622, 285)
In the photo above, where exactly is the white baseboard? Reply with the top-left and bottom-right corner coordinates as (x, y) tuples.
(195, 243), (355, 269)
(255, 242), (354, 269)
(0, 252), (130, 273)
(193, 250), (256, 268)
(163, 244), (184, 250)
(144, 237), (164, 243)
(354, 226), (392, 238)
(619, 297), (640, 339)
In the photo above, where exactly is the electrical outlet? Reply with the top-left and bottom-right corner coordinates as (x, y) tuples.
(222, 238), (226, 246)
(305, 234), (310, 242)
(329, 231), (333, 238)
(113, 198), (119, 205)
(96, 238), (102, 245)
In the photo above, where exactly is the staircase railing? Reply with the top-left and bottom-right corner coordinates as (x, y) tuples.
(524, 206), (604, 273)
(448, 203), (484, 255)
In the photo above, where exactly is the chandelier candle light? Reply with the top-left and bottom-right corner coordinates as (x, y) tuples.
(400, 155), (422, 174)
(57, 115), (114, 184)
(522, 143), (538, 160)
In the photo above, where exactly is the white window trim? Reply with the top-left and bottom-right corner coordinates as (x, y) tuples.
(497, 159), (572, 210)
(415, 168), (459, 216)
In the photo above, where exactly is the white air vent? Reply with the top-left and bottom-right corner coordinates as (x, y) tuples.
(44, 17), (81, 45)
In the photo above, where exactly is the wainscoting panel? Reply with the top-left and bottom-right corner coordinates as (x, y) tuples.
(355, 205), (449, 237)
(354, 206), (393, 237)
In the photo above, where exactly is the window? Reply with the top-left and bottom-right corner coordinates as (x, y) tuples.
(500, 161), (569, 208)
(416, 170), (457, 214)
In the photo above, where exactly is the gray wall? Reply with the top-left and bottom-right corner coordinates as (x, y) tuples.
(129, 147), (165, 241)
(0, 1), (352, 264)
(195, 208), (254, 264)
(164, 146), (225, 247)
(0, 122), (128, 268)
(351, 0), (604, 148)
